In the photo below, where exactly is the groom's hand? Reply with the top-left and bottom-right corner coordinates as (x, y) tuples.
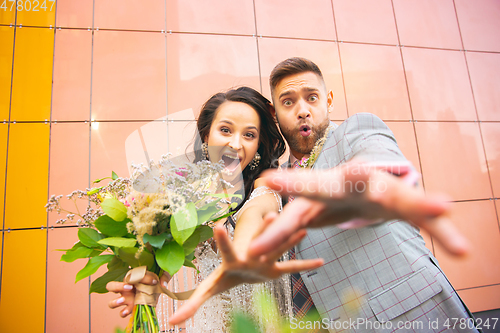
(249, 162), (470, 257)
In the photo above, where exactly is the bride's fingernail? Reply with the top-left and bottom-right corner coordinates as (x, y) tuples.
(116, 297), (125, 305)
(122, 309), (129, 316)
(152, 279), (158, 285)
(163, 281), (168, 288)
(123, 284), (133, 290)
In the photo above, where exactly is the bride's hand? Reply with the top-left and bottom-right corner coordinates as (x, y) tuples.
(106, 271), (167, 317)
(168, 215), (324, 326)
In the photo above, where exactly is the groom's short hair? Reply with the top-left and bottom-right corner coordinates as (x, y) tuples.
(269, 57), (325, 99)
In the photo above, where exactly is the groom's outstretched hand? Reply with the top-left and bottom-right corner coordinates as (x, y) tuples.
(249, 161), (470, 258)
(168, 220), (324, 326)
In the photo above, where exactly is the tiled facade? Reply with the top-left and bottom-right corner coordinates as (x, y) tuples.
(0, 1), (499, 332)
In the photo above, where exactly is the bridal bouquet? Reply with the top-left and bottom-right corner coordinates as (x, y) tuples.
(47, 155), (239, 333)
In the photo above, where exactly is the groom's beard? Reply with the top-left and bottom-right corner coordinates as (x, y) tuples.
(281, 119), (330, 156)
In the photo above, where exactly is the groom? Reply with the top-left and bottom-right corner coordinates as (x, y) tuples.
(169, 57), (477, 331)
(245, 57), (478, 332)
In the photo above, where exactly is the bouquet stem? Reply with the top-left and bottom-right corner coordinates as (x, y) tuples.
(129, 304), (159, 333)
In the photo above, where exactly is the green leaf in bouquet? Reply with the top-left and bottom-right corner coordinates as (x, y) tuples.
(89, 266), (129, 294)
(143, 233), (171, 249)
(75, 254), (114, 283)
(101, 198), (128, 221)
(182, 225), (213, 255)
(183, 258), (197, 270)
(107, 256), (128, 271)
(156, 241), (184, 276)
(98, 237), (136, 248)
(78, 228), (106, 249)
(229, 311), (261, 333)
(171, 202), (198, 245)
(118, 247), (155, 270)
(61, 243), (94, 263)
(87, 186), (103, 195)
(111, 171), (119, 180)
(196, 200), (220, 225)
(94, 215), (130, 237)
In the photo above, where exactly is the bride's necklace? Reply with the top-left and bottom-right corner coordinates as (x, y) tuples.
(298, 124), (334, 169)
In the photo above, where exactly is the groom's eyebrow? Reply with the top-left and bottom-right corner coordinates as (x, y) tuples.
(278, 87), (318, 100)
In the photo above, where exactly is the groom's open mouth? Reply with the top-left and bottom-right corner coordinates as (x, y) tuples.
(299, 124), (312, 137)
(221, 153), (241, 172)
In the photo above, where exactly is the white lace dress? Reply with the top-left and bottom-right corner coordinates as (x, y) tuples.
(157, 186), (293, 333)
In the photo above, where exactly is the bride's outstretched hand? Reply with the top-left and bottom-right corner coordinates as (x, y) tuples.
(168, 216), (324, 326)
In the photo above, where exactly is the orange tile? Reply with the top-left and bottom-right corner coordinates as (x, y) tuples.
(90, 121), (149, 181)
(415, 122), (491, 201)
(393, 0), (462, 50)
(52, 29), (92, 121)
(254, 0), (335, 40)
(5, 123), (50, 228)
(466, 51), (500, 121)
(48, 122), (90, 227)
(0, 124), (8, 222)
(46, 227), (90, 333)
(384, 122), (421, 174)
(11, 26), (54, 121)
(339, 43), (411, 121)
(0, 229), (47, 333)
(0, 1), (15, 24)
(457, 284), (500, 314)
(332, 0), (398, 45)
(91, 265), (130, 333)
(124, 118), (170, 167)
(0, 25), (14, 121)
(480, 123), (500, 198)
(434, 201), (500, 290)
(402, 47), (476, 121)
(55, 0), (93, 28)
(166, 33), (260, 119)
(16, 0), (56, 27)
(92, 30), (166, 121)
(166, 0), (255, 35)
(257, 38), (347, 120)
(167, 120), (198, 158)
(455, 0), (500, 52)
(94, 0), (165, 31)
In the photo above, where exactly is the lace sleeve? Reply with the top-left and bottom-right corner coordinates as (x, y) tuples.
(232, 186), (282, 221)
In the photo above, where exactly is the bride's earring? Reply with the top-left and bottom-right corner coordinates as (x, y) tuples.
(249, 152), (261, 170)
(201, 142), (209, 160)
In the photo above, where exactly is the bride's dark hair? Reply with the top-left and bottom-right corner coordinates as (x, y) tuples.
(193, 86), (286, 219)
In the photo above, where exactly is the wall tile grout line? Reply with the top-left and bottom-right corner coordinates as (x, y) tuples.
(452, 0), (500, 233)
(88, 1), (96, 331)
(44, 3), (58, 331)
(329, 0), (349, 118)
(0, 4), (18, 305)
(252, 0), (263, 94)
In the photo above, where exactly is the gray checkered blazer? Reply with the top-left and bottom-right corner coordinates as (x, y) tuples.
(294, 113), (478, 332)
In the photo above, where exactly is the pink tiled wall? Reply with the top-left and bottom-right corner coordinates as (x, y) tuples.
(1, 1), (499, 332)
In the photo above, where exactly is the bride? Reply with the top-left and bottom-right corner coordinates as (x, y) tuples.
(106, 86), (323, 331)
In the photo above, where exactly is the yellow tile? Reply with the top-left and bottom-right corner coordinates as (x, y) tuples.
(0, 0), (16, 24)
(0, 229), (47, 333)
(16, 0), (56, 27)
(5, 123), (49, 228)
(0, 25), (14, 120)
(0, 123), (8, 217)
(11, 26), (54, 121)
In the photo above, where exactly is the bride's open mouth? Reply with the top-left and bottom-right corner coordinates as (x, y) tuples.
(221, 153), (242, 173)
